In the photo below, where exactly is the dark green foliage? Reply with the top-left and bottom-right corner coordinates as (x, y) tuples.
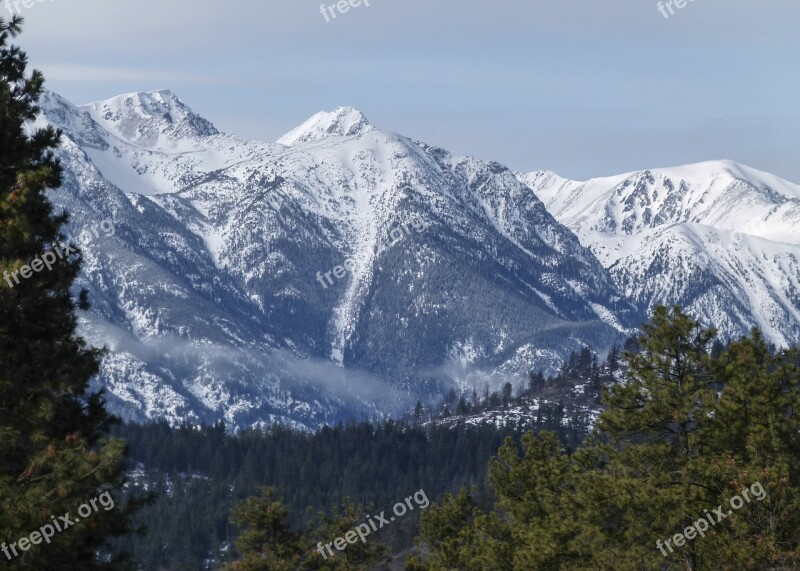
(500, 383), (512, 407)
(225, 488), (303, 571)
(527, 370), (545, 392)
(410, 307), (800, 570)
(0, 17), (137, 570)
(112, 417), (588, 569)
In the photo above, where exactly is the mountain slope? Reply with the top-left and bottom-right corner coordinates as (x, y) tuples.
(35, 90), (640, 428)
(518, 161), (800, 345)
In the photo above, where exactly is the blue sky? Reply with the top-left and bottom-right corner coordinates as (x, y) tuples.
(10, 0), (800, 181)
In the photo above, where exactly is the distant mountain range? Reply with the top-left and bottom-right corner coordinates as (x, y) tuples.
(518, 162), (800, 346)
(35, 90), (800, 429)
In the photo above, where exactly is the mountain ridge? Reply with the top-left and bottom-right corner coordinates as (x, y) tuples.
(517, 161), (800, 346)
(33, 89), (798, 429)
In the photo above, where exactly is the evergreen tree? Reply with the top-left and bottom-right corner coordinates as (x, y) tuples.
(0, 16), (136, 570)
(606, 342), (620, 373)
(577, 346), (592, 376)
(226, 488), (302, 571)
(710, 338), (725, 359)
(487, 432), (588, 569)
(622, 335), (641, 356)
(409, 307), (800, 570)
(304, 498), (390, 570)
(705, 330), (800, 567)
(405, 488), (492, 571)
(589, 306), (720, 569)
(227, 490), (389, 571)
(527, 370), (545, 392)
(501, 382), (512, 408)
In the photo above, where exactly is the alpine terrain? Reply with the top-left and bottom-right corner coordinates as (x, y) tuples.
(519, 163), (800, 347)
(37, 90), (640, 429)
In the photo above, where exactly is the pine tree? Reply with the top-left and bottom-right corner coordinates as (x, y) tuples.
(577, 346), (592, 376)
(413, 401), (423, 424)
(0, 17), (135, 569)
(501, 382), (512, 408)
(487, 432), (589, 569)
(226, 488), (302, 571)
(304, 498), (390, 570)
(527, 370), (544, 392)
(593, 306), (720, 569)
(408, 307), (800, 570)
(705, 331), (800, 567)
(606, 342), (620, 373)
(405, 488), (492, 571)
(227, 490), (389, 571)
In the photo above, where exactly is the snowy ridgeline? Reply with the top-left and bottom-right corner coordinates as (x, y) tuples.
(33, 89), (800, 430)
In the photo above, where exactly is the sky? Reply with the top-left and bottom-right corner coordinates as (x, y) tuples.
(7, 0), (800, 181)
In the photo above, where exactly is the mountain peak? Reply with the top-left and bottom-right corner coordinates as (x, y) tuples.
(85, 89), (188, 119)
(82, 90), (218, 147)
(658, 160), (800, 200)
(277, 106), (373, 146)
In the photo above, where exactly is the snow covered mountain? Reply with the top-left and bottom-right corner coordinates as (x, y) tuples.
(37, 90), (640, 429)
(518, 162), (800, 346)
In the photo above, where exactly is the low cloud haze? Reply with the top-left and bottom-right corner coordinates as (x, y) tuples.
(78, 316), (413, 425)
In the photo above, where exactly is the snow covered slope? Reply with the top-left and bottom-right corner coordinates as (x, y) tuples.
(37, 90), (640, 429)
(518, 161), (800, 345)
